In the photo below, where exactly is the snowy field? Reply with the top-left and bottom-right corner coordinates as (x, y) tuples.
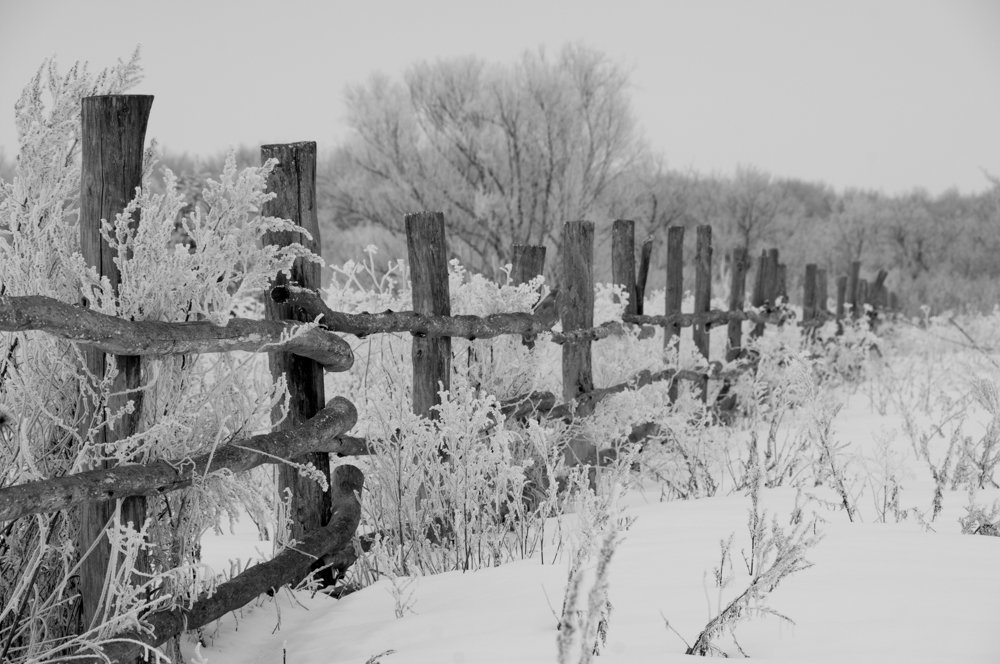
(186, 311), (1000, 664)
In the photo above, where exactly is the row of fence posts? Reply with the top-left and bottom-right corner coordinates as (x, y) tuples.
(68, 95), (900, 635)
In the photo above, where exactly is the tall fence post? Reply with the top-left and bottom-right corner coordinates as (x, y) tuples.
(511, 244), (546, 286)
(77, 94), (153, 631)
(776, 262), (787, 303)
(561, 221), (594, 403)
(817, 269), (829, 316)
(751, 250), (767, 338)
(726, 247), (749, 362)
(636, 237), (654, 315)
(611, 219), (637, 315)
(859, 279), (869, 319)
(262, 142), (332, 577)
(406, 212), (451, 420)
(664, 226), (685, 400)
(803, 264), (818, 323)
(836, 275), (847, 320)
(693, 226), (712, 402)
(848, 261), (862, 319)
(767, 249), (781, 304)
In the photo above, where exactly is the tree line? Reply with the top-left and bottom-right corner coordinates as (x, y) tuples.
(4, 44), (995, 315)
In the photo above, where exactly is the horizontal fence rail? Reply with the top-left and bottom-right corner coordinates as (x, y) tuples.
(0, 398), (358, 522)
(0, 295), (354, 372)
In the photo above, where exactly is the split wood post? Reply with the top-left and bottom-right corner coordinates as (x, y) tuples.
(611, 219), (637, 315)
(750, 250), (767, 338)
(561, 221), (595, 403)
(77, 94), (153, 632)
(636, 237), (654, 315)
(262, 142), (332, 577)
(511, 245), (546, 286)
(776, 263), (787, 303)
(664, 226), (685, 400)
(848, 261), (862, 320)
(817, 269), (829, 316)
(835, 275), (847, 320)
(803, 264), (818, 323)
(726, 247), (749, 362)
(693, 226), (712, 402)
(406, 212), (451, 420)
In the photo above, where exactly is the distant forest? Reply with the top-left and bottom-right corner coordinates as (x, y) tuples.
(2, 45), (996, 315)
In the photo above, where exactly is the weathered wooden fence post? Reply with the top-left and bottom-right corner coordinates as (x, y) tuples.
(836, 275), (847, 320)
(561, 221), (594, 403)
(751, 250), (767, 338)
(726, 247), (749, 362)
(511, 244), (546, 286)
(817, 269), (829, 316)
(262, 142), (333, 580)
(612, 219), (638, 315)
(693, 226), (712, 401)
(803, 264), (818, 323)
(848, 261), (861, 319)
(859, 279), (869, 319)
(77, 94), (153, 631)
(406, 212), (451, 420)
(664, 226), (685, 400)
(776, 262), (787, 303)
(636, 237), (654, 315)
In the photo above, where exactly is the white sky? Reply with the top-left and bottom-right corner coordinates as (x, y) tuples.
(1, 0), (998, 195)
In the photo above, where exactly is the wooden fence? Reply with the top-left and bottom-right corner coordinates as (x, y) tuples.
(0, 94), (897, 663)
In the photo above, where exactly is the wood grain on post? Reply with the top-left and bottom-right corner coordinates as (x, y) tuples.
(803, 264), (818, 322)
(664, 226), (685, 352)
(726, 247), (749, 362)
(611, 219), (637, 315)
(511, 244), (546, 286)
(693, 226), (712, 402)
(848, 261), (861, 319)
(636, 237), (654, 315)
(817, 269), (828, 316)
(560, 221), (594, 402)
(406, 212), (451, 418)
(78, 94), (153, 631)
(835, 275), (847, 320)
(261, 142), (333, 576)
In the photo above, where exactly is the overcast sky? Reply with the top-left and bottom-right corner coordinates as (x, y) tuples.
(1, 0), (997, 195)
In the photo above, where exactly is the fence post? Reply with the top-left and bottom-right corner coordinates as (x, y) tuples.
(859, 279), (869, 318)
(836, 275), (847, 320)
(611, 219), (637, 315)
(803, 264), (818, 322)
(848, 261), (861, 319)
(664, 226), (685, 400)
(636, 237), (654, 315)
(751, 250), (767, 338)
(727, 247), (749, 362)
(767, 249), (780, 304)
(406, 212), (451, 420)
(693, 226), (712, 401)
(776, 263), (787, 303)
(511, 245), (546, 286)
(261, 141), (332, 574)
(817, 269), (828, 316)
(561, 221), (595, 403)
(77, 94), (153, 631)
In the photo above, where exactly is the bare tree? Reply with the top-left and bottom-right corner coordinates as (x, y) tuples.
(719, 164), (788, 255)
(323, 44), (647, 272)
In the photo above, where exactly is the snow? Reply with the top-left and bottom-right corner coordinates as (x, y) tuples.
(185, 322), (1000, 664)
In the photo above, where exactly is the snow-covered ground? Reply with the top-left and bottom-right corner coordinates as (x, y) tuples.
(187, 319), (1000, 664)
